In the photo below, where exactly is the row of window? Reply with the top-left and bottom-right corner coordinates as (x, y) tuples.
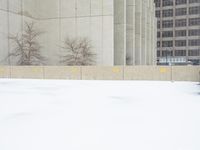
(157, 49), (200, 57)
(156, 6), (200, 18)
(157, 39), (200, 47)
(157, 29), (200, 37)
(155, 0), (200, 7)
(157, 18), (200, 28)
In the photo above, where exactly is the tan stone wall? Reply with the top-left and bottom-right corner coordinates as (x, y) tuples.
(172, 66), (200, 82)
(0, 66), (10, 78)
(124, 66), (172, 81)
(82, 66), (123, 80)
(44, 66), (81, 80)
(0, 66), (199, 82)
(10, 66), (44, 79)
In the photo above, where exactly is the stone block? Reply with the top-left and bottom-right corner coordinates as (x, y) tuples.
(10, 66), (44, 79)
(44, 66), (81, 80)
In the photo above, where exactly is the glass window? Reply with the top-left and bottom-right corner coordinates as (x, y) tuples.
(162, 20), (173, 28)
(175, 50), (186, 56)
(162, 9), (173, 17)
(189, 6), (200, 15)
(189, 18), (200, 26)
(163, 0), (174, 7)
(189, 29), (200, 36)
(175, 30), (187, 37)
(176, 0), (187, 5)
(162, 41), (173, 47)
(175, 19), (187, 27)
(162, 31), (173, 37)
(175, 8), (187, 16)
(175, 40), (187, 47)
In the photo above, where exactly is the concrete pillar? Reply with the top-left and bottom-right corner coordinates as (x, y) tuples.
(114, 0), (126, 65)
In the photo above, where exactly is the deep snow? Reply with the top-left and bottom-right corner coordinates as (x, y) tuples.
(0, 79), (200, 150)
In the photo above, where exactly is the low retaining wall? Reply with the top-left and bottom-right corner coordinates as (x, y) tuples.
(0, 66), (200, 82)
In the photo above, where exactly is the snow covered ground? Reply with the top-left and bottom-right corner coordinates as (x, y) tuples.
(0, 79), (200, 150)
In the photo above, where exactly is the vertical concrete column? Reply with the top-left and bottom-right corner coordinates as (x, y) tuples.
(153, 5), (157, 65)
(141, 0), (147, 65)
(114, 0), (126, 65)
(0, 0), (9, 65)
(126, 0), (136, 65)
(146, 0), (151, 65)
(135, 0), (142, 65)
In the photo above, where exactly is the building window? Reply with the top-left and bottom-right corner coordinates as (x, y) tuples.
(162, 31), (173, 37)
(175, 30), (187, 37)
(189, 18), (200, 26)
(189, 6), (200, 15)
(157, 41), (161, 47)
(156, 10), (161, 18)
(189, 0), (200, 4)
(162, 9), (173, 17)
(175, 40), (187, 47)
(162, 41), (173, 47)
(155, 0), (161, 7)
(163, 0), (174, 7)
(175, 50), (186, 56)
(162, 50), (173, 56)
(157, 51), (161, 57)
(157, 32), (161, 38)
(157, 21), (161, 28)
(175, 8), (187, 16)
(188, 49), (200, 56)
(189, 39), (200, 46)
(189, 29), (200, 36)
(176, 0), (187, 5)
(175, 19), (187, 27)
(162, 20), (173, 28)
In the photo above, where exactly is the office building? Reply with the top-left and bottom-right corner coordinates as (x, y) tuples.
(155, 0), (200, 65)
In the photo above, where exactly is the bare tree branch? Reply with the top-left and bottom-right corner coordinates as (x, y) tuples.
(60, 37), (96, 66)
(7, 21), (46, 65)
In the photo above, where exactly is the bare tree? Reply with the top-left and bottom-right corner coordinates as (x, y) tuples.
(60, 37), (96, 66)
(8, 22), (45, 65)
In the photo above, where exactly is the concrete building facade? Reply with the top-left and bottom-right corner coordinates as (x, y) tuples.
(0, 0), (157, 66)
(155, 0), (200, 65)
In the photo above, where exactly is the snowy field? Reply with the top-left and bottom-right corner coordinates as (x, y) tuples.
(0, 79), (200, 150)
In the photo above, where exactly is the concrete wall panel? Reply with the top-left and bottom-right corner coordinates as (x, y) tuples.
(82, 66), (123, 80)
(8, 13), (22, 65)
(114, 24), (126, 65)
(77, 17), (90, 38)
(61, 18), (76, 39)
(0, 66), (10, 78)
(9, 0), (21, 13)
(103, 0), (113, 15)
(60, 0), (75, 18)
(22, 0), (38, 18)
(124, 66), (172, 81)
(44, 66), (81, 80)
(10, 66), (44, 79)
(0, 11), (8, 65)
(172, 66), (200, 82)
(77, 0), (90, 17)
(90, 17), (102, 65)
(91, 0), (102, 16)
(0, 66), (199, 82)
(37, 0), (59, 19)
(39, 20), (59, 65)
(0, 0), (7, 10)
(103, 16), (114, 65)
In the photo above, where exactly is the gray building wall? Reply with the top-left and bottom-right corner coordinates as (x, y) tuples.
(0, 0), (156, 66)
